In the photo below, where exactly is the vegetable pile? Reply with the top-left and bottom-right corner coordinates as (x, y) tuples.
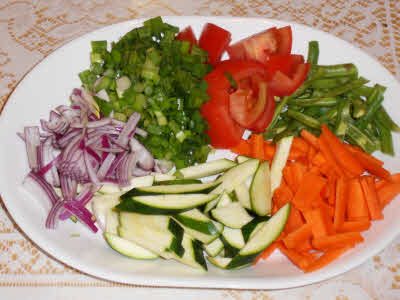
(79, 17), (212, 169)
(232, 126), (400, 272)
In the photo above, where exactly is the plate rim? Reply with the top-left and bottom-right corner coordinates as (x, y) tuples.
(1, 15), (400, 290)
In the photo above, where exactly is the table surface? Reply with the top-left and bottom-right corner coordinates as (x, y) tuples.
(0, 0), (400, 299)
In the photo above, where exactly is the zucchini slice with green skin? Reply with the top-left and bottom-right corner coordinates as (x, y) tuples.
(91, 193), (121, 230)
(155, 179), (202, 185)
(118, 213), (184, 258)
(211, 202), (253, 229)
(216, 192), (233, 208)
(152, 173), (176, 182)
(117, 193), (219, 215)
(226, 203), (291, 269)
(270, 136), (293, 195)
(204, 238), (224, 257)
(122, 181), (220, 197)
(170, 234), (208, 271)
(220, 227), (245, 258)
(236, 156), (250, 164)
(241, 216), (270, 243)
(174, 208), (220, 235)
(104, 232), (158, 260)
(250, 161), (272, 216)
(203, 193), (223, 214)
(99, 175), (154, 194)
(207, 256), (232, 269)
(174, 159), (237, 179)
(211, 159), (260, 195)
(174, 218), (222, 244)
(234, 183), (251, 210)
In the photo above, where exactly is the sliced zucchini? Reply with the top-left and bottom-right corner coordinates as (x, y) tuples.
(123, 181), (219, 196)
(174, 159), (237, 179)
(226, 203), (291, 269)
(241, 216), (270, 242)
(211, 159), (260, 195)
(270, 136), (293, 194)
(236, 155), (250, 164)
(204, 193), (223, 214)
(216, 192), (233, 208)
(250, 161), (272, 216)
(220, 227), (245, 257)
(156, 179), (201, 185)
(170, 234), (207, 271)
(117, 193), (219, 215)
(118, 213), (184, 258)
(152, 173), (176, 182)
(174, 208), (220, 235)
(211, 202), (253, 229)
(204, 238), (224, 257)
(104, 232), (158, 260)
(91, 193), (121, 230)
(234, 183), (251, 210)
(99, 175), (154, 194)
(105, 209), (120, 234)
(174, 218), (222, 244)
(207, 256), (232, 269)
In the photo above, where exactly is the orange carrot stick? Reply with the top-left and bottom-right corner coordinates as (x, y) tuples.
(292, 137), (310, 153)
(337, 220), (371, 233)
(250, 134), (265, 160)
(334, 177), (347, 230)
(318, 135), (346, 178)
(305, 245), (353, 272)
(377, 182), (400, 208)
(292, 172), (327, 211)
(347, 178), (370, 221)
(303, 208), (334, 238)
(300, 129), (319, 149)
(307, 146), (317, 168)
(312, 232), (364, 251)
(278, 243), (313, 271)
(230, 139), (251, 157)
(283, 223), (313, 249)
(360, 176), (384, 220)
(284, 206), (305, 234)
(321, 124), (364, 177)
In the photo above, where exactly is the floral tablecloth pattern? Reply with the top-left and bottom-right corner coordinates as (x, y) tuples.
(0, 1), (400, 299)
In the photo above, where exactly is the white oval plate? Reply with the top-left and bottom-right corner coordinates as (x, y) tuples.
(1, 16), (400, 290)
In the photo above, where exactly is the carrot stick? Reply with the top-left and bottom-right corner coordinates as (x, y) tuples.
(337, 220), (371, 233)
(360, 176), (384, 220)
(292, 172), (327, 211)
(390, 173), (400, 184)
(311, 151), (327, 168)
(273, 182), (293, 209)
(292, 137), (310, 154)
(347, 178), (370, 221)
(253, 242), (279, 264)
(345, 144), (384, 166)
(278, 243), (313, 271)
(377, 182), (400, 208)
(300, 129), (319, 149)
(321, 124), (364, 177)
(303, 208), (334, 238)
(312, 232), (364, 250)
(264, 142), (276, 161)
(318, 135), (346, 178)
(334, 177), (347, 230)
(288, 147), (306, 160)
(297, 239), (314, 252)
(230, 139), (251, 157)
(307, 146), (317, 168)
(291, 162), (307, 190)
(284, 206), (305, 234)
(327, 175), (336, 205)
(283, 223), (313, 249)
(305, 245), (353, 272)
(375, 179), (386, 190)
(319, 201), (335, 219)
(250, 134), (265, 160)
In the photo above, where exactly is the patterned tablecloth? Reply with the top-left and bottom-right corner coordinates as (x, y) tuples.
(0, 1), (400, 299)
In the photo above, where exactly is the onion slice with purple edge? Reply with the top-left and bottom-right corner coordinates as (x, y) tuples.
(19, 88), (157, 233)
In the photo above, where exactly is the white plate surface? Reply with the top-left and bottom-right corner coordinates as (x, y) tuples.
(1, 16), (400, 289)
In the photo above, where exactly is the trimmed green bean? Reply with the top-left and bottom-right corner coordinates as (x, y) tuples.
(307, 41), (319, 65)
(375, 119), (394, 156)
(287, 109), (321, 129)
(324, 77), (369, 98)
(288, 97), (338, 107)
(311, 77), (351, 89)
(313, 64), (358, 79)
(345, 121), (377, 153)
(351, 98), (367, 119)
(335, 101), (350, 139)
(376, 107), (400, 132)
(318, 107), (338, 123)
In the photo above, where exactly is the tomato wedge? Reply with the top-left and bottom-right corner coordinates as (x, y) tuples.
(265, 54), (304, 79)
(229, 82), (268, 127)
(276, 26), (292, 55)
(248, 89), (275, 133)
(199, 23), (232, 65)
(176, 26), (197, 51)
(269, 62), (311, 97)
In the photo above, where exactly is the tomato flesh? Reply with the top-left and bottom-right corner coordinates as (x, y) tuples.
(176, 26), (197, 51)
(269, 62), (311, 97)
(229, 82), (268, 127)
(265, 54), (304, 79)
(248, 89), (275, 133)
(276, 26), (292, 55)
(199, 23), (232, 65)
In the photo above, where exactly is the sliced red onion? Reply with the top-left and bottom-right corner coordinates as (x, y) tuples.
(63, 201), (98, 233)
(23, 172), (60, 207)
(45, 200), (65, 229)
(60, 175), (77, 201)
(38, 137), (60, 187)
(97, 152), (116, 180)
(116, 112), (140, 147)
(56, 128), (82, 148)
(71, 117), (112, 129)
(129, 138), (154, 170)
(117, 152), (137, 186)
(84, 150), (100, 185)
(96, 89), (110, 102)
(85, 146), (102, 163)
(24, 126), (41, 171)
(105, 151), (126, 177)
(132, 167), (151, 177)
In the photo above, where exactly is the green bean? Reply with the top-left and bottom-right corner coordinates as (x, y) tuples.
(263, 96), (290, 137)
(324, 77), (369, 98)
(313, 64), (358, 79)
(287, 109), (321, 129)
(272, 120), (305, 142)
(375, 119), (394, 156)
(345, 121), (377, 153)
(263, 125), (288, 140)
(351, 85), (374, 98)
(311, 77), (352, 89)
(307, 41), (319, 65)
(351, 98), (367, 119)
(335, 101), (350, 139)
(288, 97), (338, 107)
(359, 84), (385, 124)
(376, 107), (400, 132)
(291, 68), (326, 98)
(319, 107), (338, 123)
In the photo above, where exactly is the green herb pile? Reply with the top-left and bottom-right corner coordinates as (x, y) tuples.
(265, 41), (400, 155)
(78, 17), (213, 168)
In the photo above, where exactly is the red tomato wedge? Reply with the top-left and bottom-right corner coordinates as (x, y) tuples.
(276, 26), (293, 55)
(199, 23), (232, 65)
(269, 62), (311, 97)
(248, 89), (276, 133)
(265, 54), (304, 79)
(229, 82), (268, 127)
(175, 26), (197, 50)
